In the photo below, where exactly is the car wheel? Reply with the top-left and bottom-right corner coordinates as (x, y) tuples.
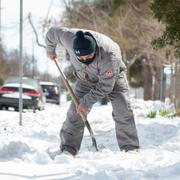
(14, 107), (19, 112)
(56, 101), (60, 105)
(1, 106), (8, 110)
(5, 106), (9, 110)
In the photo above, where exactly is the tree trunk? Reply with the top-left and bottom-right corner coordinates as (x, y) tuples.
(153, 65), (161, 100)
(142, 60), (153, 100)
(175, 61), (180, 108)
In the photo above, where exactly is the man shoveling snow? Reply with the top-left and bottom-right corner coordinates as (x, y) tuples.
(45, 27), (139, 156)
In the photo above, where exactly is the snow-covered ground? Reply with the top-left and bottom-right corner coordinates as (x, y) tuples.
(0, 98), (180, 180)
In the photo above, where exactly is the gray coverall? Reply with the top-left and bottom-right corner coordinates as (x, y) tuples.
(45, 27), (139, 155)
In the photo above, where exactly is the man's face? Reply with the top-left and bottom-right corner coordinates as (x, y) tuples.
(77, 52), (96, 62)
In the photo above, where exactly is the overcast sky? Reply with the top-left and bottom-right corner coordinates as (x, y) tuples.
(1, 0), (64, 74)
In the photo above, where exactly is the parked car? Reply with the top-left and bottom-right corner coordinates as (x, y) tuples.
(0, 77), (45, 112)
(40, 81), (60, 105)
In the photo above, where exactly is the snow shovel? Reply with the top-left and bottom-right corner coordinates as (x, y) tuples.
(54, 60), (98, 151)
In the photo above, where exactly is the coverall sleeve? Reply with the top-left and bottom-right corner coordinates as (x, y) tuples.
(45, 27), (73, 55)
(80, 53), (121, 110)
(45, 27), (60, 55)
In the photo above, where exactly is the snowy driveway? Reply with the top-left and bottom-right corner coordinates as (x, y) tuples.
(0, 100), (180, 180)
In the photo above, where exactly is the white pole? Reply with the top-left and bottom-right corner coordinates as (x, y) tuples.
(0, 0), (2, 42)
(19, 0), (23, 125)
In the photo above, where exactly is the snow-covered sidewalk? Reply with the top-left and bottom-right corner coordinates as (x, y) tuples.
(0, 99), (180, 180)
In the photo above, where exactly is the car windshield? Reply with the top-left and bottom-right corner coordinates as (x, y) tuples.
(42, 85), (58, 92)
(41, 85), (55, 89)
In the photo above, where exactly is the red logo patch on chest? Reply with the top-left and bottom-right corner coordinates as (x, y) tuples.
(83, 72), (88, 80)
(104, 71), (113, 77)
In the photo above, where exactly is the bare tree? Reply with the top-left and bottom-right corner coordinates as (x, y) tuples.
(51, 0), (176, 101)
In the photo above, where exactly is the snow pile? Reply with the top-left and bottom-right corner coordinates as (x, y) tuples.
(0, 99), (180, 180)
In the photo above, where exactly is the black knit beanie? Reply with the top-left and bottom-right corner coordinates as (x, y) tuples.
(73, 31), (96, 56)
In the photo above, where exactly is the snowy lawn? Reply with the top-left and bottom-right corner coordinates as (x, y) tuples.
(0, 99), (180, 180)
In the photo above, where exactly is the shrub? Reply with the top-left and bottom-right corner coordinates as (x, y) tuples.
(159, 109), (171, 117)
(147, 111), (157, 118)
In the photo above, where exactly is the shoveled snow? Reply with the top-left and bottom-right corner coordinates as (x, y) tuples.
(0, 98), (180, 180)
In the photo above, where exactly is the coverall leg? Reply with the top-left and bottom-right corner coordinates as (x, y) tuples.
(109, 72), (139, 151)
(60, 80), (90, 155)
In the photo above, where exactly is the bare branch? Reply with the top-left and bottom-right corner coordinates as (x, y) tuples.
(62, 0), (93, 24)
(122, 0), (142, 13)
(28, 13), (46, 49)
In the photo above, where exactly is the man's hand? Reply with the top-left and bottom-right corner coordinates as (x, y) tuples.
(76, 104), (87, 114)
(48, 54), (57, 61)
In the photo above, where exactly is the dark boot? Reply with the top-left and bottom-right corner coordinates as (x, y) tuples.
(120, 145), (139, 152)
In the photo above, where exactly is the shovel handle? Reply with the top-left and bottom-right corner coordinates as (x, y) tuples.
(54, 60), (98, 151)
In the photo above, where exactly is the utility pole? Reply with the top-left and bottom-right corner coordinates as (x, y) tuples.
(160, 65), (166, 102)
(0, 0), (1, 42)
(19, 0), (23, 126)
